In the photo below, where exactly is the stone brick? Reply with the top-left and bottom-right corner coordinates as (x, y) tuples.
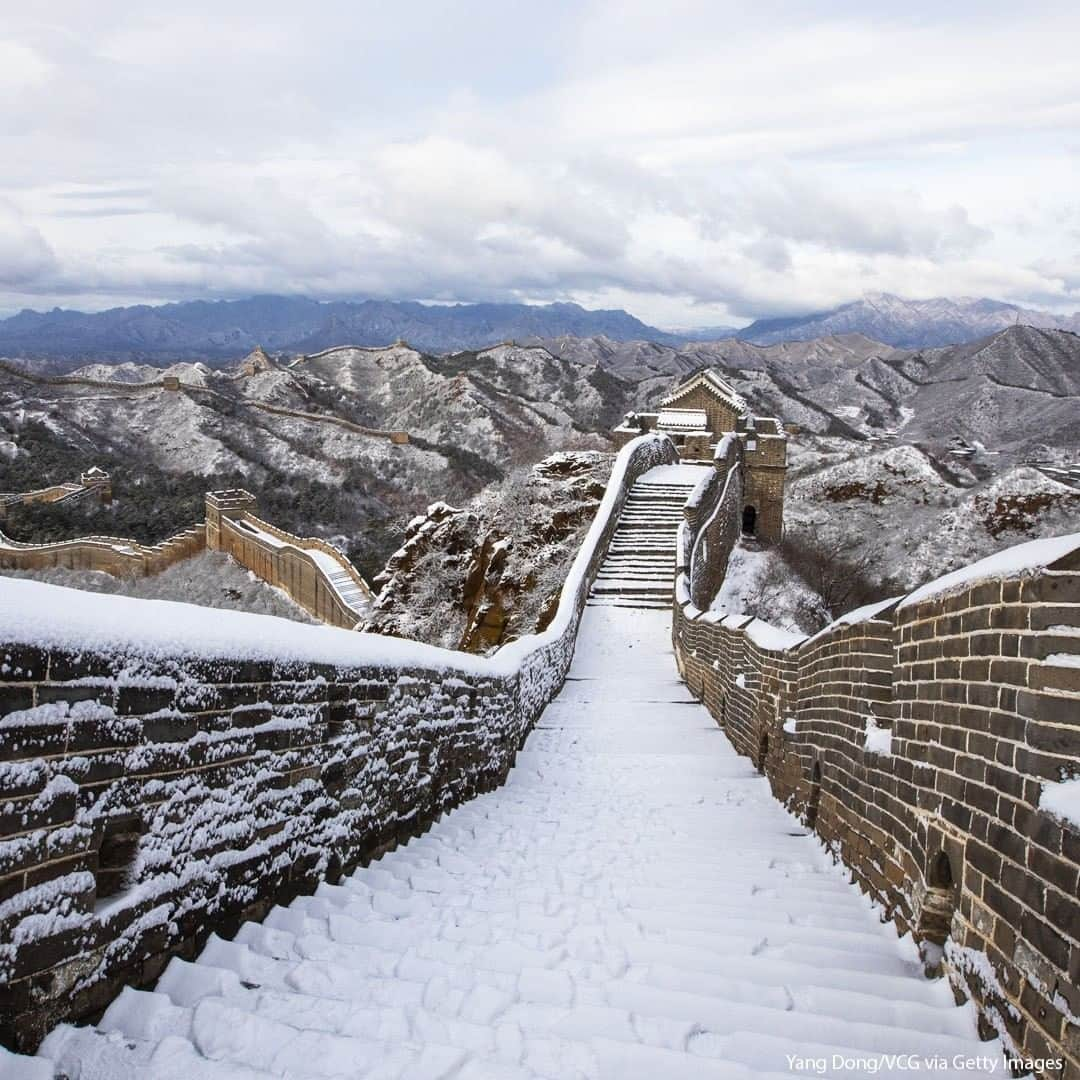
(0, 645), (47, 681)
(0, 685), (34, 713)
(115, 686), (175, 717)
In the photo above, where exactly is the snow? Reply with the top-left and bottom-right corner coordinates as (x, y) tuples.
(899, 532), (1080, 609)
(1039, 777), (1080, 829)
(30, 604), (999, 1079)
(744, 619), (806, 651)
(0, 575), (496, 676)
(705, 541), (822, 638)
(1043, 652), (1080, 668)
(863, 717), (893, 757)
(2, 552), (317, 625)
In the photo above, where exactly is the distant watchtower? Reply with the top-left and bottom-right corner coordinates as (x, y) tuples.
(612, 368), (788, 544)
(240, 346), (273, 377)
(205, 489), (258, 550)
(80, 466), (112, 505)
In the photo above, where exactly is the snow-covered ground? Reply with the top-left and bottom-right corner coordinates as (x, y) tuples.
(0, 551), (317, 624)
(708, 541), (826, 634)
(30, 605), (998, 1080)
(785, 440), (1080, 594)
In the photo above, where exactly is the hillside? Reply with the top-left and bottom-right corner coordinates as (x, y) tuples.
(0, 344), (633, 577)
(2, 325), (1077, 642)
(546, 325), (1080, 459)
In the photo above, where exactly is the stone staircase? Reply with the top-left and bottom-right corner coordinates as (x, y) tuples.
(29, 602), (996, 1080)
(587, 465), (708, 610)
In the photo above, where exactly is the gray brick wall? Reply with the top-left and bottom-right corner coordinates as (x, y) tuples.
(675, 517), (1080, 1077)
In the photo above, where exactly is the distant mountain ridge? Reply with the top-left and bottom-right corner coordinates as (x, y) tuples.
(737, 293), (1080, 348)
(2, 292), (1079, 363)
(0, 296), (680, 363)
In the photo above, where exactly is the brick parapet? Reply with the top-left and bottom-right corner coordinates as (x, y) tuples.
(675, 516), (1080, 1076)
(0, 432), (681, 1051)
(0, 525), (206, 577)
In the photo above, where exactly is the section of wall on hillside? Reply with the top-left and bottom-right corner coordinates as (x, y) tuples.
(680, 435), (744, 610)
(0, 433), (680, 1051)
(206, 490), (375, 630)
(673, 525), (1080, 1078)
(0, 524), (205, 577)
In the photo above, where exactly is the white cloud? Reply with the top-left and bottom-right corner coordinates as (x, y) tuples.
(1, 1), (1078, 324)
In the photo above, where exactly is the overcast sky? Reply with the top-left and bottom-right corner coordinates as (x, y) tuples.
(2, 1), (1078, 327)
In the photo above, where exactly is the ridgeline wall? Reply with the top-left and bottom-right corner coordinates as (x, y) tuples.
(674, 448), (1080, 1078)
(0, 525), (206, 579)
(0, 433), (678, 1051)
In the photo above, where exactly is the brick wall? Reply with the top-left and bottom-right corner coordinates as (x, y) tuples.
(0, 525), (206, 578)
(0, 643), (521, 1050)
(0, 433), (679, 1052)
(675, 511), (1080, 1076)
(205, 491), (373, 629)
(666, 384), (742, 439)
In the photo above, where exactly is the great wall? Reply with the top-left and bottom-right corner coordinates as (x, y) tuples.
(0, 366), (1077, 1077)
(0, 354), (410, 446)
(674, 437), (1080, 1075)
(0, 485), (374, 629)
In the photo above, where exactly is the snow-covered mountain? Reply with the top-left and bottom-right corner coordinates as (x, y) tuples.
(3, 325), (1078, 643)
(0, 343), (636, 576)
(545, 325), (1080, 456)
(737, 293), (1080, 348)
(5, 291), (1079, 363)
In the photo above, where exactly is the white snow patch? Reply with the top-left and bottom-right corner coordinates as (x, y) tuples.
(1043, 652), (1080, 668)
(1039, 777), (1080, 829)
(864, 717), (893, 756)
(803, 595), (903, 647)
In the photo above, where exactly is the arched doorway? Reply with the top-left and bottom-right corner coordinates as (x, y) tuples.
(917, 849), (959, 953)
(742, 505), (757, 536)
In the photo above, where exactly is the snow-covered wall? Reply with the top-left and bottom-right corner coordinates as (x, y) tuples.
(0, 524), (205, 578)
(0, 432), (679, 1051)
(205, 491), (374, 629)
(679, 434), (743, 611)
(673, 528), (1080, 1077)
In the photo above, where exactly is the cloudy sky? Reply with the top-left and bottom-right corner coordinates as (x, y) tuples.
(2, 1), (1078, 327)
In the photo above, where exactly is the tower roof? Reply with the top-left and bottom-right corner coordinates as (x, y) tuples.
(660, 368), (748, 416)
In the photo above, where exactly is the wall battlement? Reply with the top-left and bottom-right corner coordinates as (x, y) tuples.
(674, 450), (1080, 1077)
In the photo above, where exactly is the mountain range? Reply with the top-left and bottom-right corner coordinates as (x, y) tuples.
(736, 293), (1080, 349)
(2, 293), (1079, 363)
(0, 297), (678, 363)
(2, 321), (1077, 649)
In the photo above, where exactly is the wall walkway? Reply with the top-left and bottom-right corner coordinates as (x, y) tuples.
(24, 604), (999, 1080)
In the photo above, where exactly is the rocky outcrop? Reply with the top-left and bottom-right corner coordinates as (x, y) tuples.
(363, 452), (612, 653)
